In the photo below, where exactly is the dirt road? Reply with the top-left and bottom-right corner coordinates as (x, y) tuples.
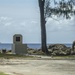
(0, 59), (75, 75)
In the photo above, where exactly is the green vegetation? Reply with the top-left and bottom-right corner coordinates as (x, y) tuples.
(0, 72), (9, 75)
(0, 53), (34, 59)
(0, 52), (75, 60)
(51, 55), (75, 59)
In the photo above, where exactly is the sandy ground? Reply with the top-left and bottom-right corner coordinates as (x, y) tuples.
(0, 58), (75, 75)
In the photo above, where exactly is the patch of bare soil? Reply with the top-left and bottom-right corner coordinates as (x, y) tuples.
(0, 59), (75, 75)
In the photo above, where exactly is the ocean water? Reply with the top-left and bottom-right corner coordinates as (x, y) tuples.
(0, 43), (72, 50)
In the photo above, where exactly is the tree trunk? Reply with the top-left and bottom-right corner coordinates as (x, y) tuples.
(38, 0), (49, 54)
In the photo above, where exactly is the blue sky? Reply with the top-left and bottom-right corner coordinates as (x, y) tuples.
(0, 0), (75, 44)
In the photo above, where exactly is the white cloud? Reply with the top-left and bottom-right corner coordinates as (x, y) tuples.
(4, 22), (12, 26)
(73, 6), (75, 10)
(20, 22), (26, 27)
(46, 16), (75, 43)
(0, 16), (12, 21)
(0, 16), (13, 28)
(0, 0), (74, 43)
(0, 17), (8, 20)
(31, 21), (37, 24)
(46, 16), (75, 32)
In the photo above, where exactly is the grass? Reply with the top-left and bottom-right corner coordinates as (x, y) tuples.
(0, 53), (75, 60)
(51, 55), (75, 60)
(0, 72), (9, 75)
(0, 53), (34, 59)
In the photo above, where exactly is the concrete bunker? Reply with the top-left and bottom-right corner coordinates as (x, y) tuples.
(12, 34), (27, 55)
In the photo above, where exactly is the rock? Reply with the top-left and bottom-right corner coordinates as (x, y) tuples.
(48, 44), (67, 49)
(48, 44), (71, 56)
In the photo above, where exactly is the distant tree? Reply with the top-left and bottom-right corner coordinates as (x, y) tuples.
(38, 0), (75, 55)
